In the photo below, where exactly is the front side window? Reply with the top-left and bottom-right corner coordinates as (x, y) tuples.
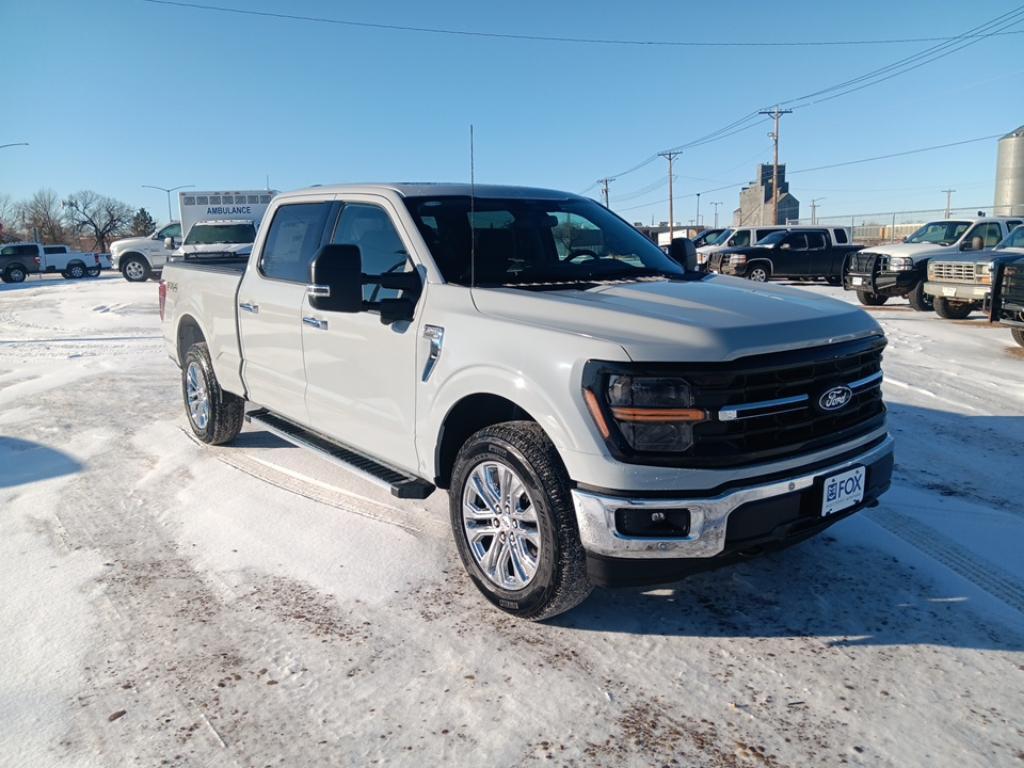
(783, 233), (808, 250)
(2, 244), (37, 257)
(965, 222), (1003, 248)
(159, 223), (181, 239)
(259, 202), (332, 283)
(754, 229), (777, 243)
(906, 221), (970, 245)
(331, 203), (410, 300)
(403, 195), (685, 286)
(184, 223), (256, 246)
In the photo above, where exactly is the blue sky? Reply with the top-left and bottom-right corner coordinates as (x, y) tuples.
(1, 0), (1021, 226)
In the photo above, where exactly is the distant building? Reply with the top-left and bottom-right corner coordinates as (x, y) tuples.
(733, 163), (800, 226)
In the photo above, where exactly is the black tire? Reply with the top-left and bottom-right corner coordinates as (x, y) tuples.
(1012, 328), (1024, 348)
(449, 421), (592, 620)
(65, 262), (86, 279)
(181, 341), (244, 445)
(4, 265), (27, 283)
(85, 267), (101, 277)
(907, 281), (933, 311)
(121, 255), (151, 282)
(747, 263), (770, 282)
(856, 291), (888, 306)
(933, 297), (974, 320)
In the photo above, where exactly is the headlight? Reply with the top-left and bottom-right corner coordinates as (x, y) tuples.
(889, 256), (913, 271)
(977, 261), (993, 285)
(584, 375), (706, 452)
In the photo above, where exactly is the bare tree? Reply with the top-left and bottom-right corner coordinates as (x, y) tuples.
(17, 188), (67, 243)
(62, 191), (134, 251)
(0, 193), (21, 242)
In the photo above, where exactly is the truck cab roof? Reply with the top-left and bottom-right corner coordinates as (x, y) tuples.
(276, 183), (583, 202)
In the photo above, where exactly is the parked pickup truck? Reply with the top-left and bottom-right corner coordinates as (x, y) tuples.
(0, 242), (110, 283)
(160, 183), (894, 620)
(844, 216), (1022, 310)
(708, 228), (862, 284)
(110, 221), (182, 282)
(987, 225), (1024, 347)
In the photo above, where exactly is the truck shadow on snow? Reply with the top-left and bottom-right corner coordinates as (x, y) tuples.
(550, 402), (1024, 651)
(0, 274), (122, 293)
(0, 436), (82, 488)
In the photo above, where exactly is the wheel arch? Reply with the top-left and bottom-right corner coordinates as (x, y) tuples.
(176, 313), (207, 365)
(748, 258), (773, 276)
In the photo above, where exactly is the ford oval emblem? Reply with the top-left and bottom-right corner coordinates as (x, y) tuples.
(818, 386), (853, 412)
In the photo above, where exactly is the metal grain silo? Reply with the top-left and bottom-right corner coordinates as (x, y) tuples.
(995, 125), (1024, 216)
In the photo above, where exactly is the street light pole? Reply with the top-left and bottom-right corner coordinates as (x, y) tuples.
(710, 201), (722, 228)
(0, 142), (29, 151)
(142, 184), (195, 223)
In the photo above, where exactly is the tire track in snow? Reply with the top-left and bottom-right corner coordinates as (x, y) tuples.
(865, 508), (1024, 615)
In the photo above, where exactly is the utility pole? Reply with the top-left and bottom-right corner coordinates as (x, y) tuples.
(758, 106), (792, 225)
(597, 177), (615, 208)
(658, 150), (682, 243)
(142, 184), (195, 223)
(942, 188), (956, 218)
(710, 201), (722, 228)
(810, 197), (825, 225)
(695, 192), (701, 228)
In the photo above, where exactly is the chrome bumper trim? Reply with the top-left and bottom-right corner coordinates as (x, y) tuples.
(571, 434), (894, 560)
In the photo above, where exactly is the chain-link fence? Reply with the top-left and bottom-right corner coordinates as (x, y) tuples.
(786, 204), (1022, 245)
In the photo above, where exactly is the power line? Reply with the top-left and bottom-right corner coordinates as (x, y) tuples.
(139, 0), (1024, 48)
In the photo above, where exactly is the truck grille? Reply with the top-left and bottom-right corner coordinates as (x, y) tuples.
(931, 261), (977, 282)
(848, 252), (882, 273)
(1004, 264), (1024, 307)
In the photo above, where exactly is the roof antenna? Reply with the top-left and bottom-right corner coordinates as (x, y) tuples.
(470, 124), (476, 290)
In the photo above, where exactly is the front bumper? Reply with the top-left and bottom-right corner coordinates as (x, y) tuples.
(844, 270), (918, 296)
(923, 281), (989, 302)
(572, 434), (894, 587)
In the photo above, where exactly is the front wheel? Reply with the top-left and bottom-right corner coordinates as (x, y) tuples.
(857, 291), (888, 306)
(449, 421), (592, 620)
(182, 342), (244, 445)
(122, 256), (150, 282)
(1012, 328), (1024, 348)
(907, 281), (933, 311)
(933, 297), (974, 320)
(747, 264), (770, 282)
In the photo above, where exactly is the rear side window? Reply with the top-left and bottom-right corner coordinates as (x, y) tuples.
(833, 229), (849, 244)
(784, 233), (809, 249)
(331, 203), (410, 301)
(44, 246), (64, 254)
(259, 202), (332, 283)
(806, 232), (826, 249)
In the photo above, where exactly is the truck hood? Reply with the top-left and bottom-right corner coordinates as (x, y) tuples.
(858, 242), (954, 260)
(110, 235), (154, 254)
(176, 243), (252, 256)
(473, 276), (881, 362)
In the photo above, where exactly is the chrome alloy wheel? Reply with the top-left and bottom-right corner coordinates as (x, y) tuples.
(124, 260), (145, 281)
(461, 461), (541, 591)
(749, 266), (768, 282)
(185, 361), (210, 430)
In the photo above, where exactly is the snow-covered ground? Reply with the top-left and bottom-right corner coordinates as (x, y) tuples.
(1, 273), (1022, 768)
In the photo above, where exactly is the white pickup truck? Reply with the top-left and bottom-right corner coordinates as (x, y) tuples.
(0, 242), (110, 282)
(161, 183), (894, 619)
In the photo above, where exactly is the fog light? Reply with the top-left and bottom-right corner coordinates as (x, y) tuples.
(615, 508), (691, 538)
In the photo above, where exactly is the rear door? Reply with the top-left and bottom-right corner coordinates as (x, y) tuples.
(301, 197), (421, 471)
(237, 200), (334, 424)
(803, 231), (828, 276)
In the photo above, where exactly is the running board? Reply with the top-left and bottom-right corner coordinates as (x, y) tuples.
(244, 409), (435, 500)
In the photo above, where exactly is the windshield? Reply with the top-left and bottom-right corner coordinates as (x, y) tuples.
(184, 223), (256, 246)
(995, 225), (1024, 250)
(905, 221), (970, 246)
(403, 196), (686, 286)
(692, 228), (725, 247)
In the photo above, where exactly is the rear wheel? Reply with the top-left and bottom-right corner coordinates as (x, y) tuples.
(450, 421), (591, 621)
(85, 267), (101, 277)
(1012, 328), (1024, 348)
(933, 297), (974, 319)
(747, 263), (770, 282)
(856, 291), (888, 306)
(907, 281), (933, 311)
(182, 342), (244, 445)
(4, 265), (26, 283)
(65, 263), (86, 279)
(122, 256), (150, 282)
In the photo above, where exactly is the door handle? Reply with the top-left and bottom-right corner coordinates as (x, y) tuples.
(239, 302), (259, 313)
(303, 316), (328, 330)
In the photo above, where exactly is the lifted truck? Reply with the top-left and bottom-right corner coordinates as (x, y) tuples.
(709, 228), (861, 284)
(844, 217), (1022, 310)
(987, 225), (1024, 347)
(161, 183), (894, 620)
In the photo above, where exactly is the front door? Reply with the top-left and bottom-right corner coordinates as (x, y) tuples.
(775, 232), (809, 277)
(301, 198), (421, 472)
(238, 200), (334, 424)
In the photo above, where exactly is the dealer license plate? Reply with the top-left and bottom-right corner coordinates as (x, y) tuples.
(851, 276), (863, 286)
(821, 466), (866, 517)
(942, 287), (957, 297)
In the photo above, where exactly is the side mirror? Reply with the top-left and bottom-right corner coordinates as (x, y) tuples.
(960, 236), (984, 251)
(164, 237), (176, 250)
(308, 244), (364, 313)
(780, 242), (791, 250)
(668, 237), (698, 272)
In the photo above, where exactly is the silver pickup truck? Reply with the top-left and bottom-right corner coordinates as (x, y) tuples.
(160, 183), (894, 620)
